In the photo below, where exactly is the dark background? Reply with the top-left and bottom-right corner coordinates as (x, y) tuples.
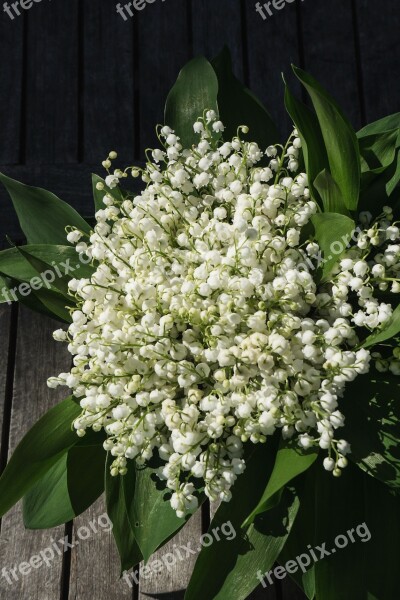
(0, 0), (399, 246)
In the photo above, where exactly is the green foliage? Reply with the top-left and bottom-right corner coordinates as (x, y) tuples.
(243, 439), (318, 527)
(213, 47), (278, 149)
(185, 441), (300, 600)
(293, 66), (361, 211)
(0, 397), (81, 518)
(343, 369), (400, 490)
(0, 173), (91, 245)
(23, 431), (106, 529)
(310, 212), (356, 281)
(105, 457), (143, 573)
(165, 57), (219, 149)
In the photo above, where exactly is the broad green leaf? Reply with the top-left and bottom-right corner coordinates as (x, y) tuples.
(314, 169), (349, 215)
(342, 369), (400, 490)
(133, 460), (200, 562)
(293, 66), (360, 211)
(212, 47), (278, 149)
(357, 113), (400, 143)
(0, 244), (94, 320)
(185, 440), (299, 600)
(243, 440), (318, 527)
(279, 461), (400, 600)
(387, 151), (400, 196)
(0, 273), (64, 321)
(363, 474), (400, 599)
(165, 57), (219, 149)
(0, 173), (91, 245)
(358, 157), (400, 217)
(310, 212), (356, 281)
(358, 129), (398, 173)
(92, 174), (125, 213)
(0, 245), (93, 286)
(0, 397), (81, 518)
(14, 246), (70, 298)
(314, 463), (400, 600)
(284, 81), (329, 206)
(105, 457), (142, 573)
(23, 432), (106, 529)
(278, 468), (316, 599)
(362, 303), (400, 349)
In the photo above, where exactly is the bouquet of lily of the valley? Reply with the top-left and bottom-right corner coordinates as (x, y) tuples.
(0, 48), (399, 599)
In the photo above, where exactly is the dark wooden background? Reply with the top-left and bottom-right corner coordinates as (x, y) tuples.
(0, 1), (399, 598)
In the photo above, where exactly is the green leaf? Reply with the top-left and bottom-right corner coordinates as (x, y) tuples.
(185, 441), (300, 600)
(133, 460), (200, 562)
(243, 440), (318, 527)
(165, 57), (219, 149)
(278, 461), (400, 600)
(92, 174), (125, 213)
(387, 151), (400, 196)
(314, 169), (349, 215)
(105, 457), (142, 573)
(28, 287), (72, 323)
(284, 81), (329, 206)
(357, 113), (400, 143)
(0, 244), (95, 320)
(278, 468), (316, 599)
(313, 463), (400, 600)
(358, 129), (398, 173)
(293, 66), (360, 211)
(0, 173), (91, 245)
(0, 245), (93, 285)
(0, 397), (81, 518)
(362, 474), (400, 599)
(310, 212), (356, 281)
(362, 303), (400, 349)
(23, 432), (106, 529)
(342, 369), (400, 490)
(212, 47), (278, 149)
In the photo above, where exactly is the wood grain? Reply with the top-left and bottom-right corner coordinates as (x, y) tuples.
(0, 308), (70, 600)
(0, 10), (24, 163)
(243, 0), (302, 139)
(68, 497), (132, 600)
(138, 509), (202, 600)
(24, 0), (80, 163)
(192, 0), (244, 81)
(356, 0), (400, 123)
(300, 0), (362, 129)
(0, 306), (11, 447)
(137, 0), (192, 153)
(82, 0), (136, 164)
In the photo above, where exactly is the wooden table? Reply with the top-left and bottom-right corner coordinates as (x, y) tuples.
(0, 1), (399, 598)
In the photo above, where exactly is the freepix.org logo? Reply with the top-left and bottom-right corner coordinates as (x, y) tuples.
(255, 0), (306, 21)
(3, 0), (51, 20)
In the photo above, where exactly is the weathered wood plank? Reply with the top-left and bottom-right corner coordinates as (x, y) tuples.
(356, 0), (400, 123)
(24, 0), (79, 163)
(192, 0), (244, 81)
(0, 306), (12, 462)
(82, 0), (136, 164)
(300, 0), (362, 129)
(0, 308), (70, 600)
(0, 11), (24, 163)
(243, 0), (302, 139)
(138, 0), (192, 153)
(138, 509), (202, 599)
(68, 497), (132, 600)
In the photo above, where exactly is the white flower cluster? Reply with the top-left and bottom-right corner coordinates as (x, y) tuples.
(48, 112), (400, 516)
